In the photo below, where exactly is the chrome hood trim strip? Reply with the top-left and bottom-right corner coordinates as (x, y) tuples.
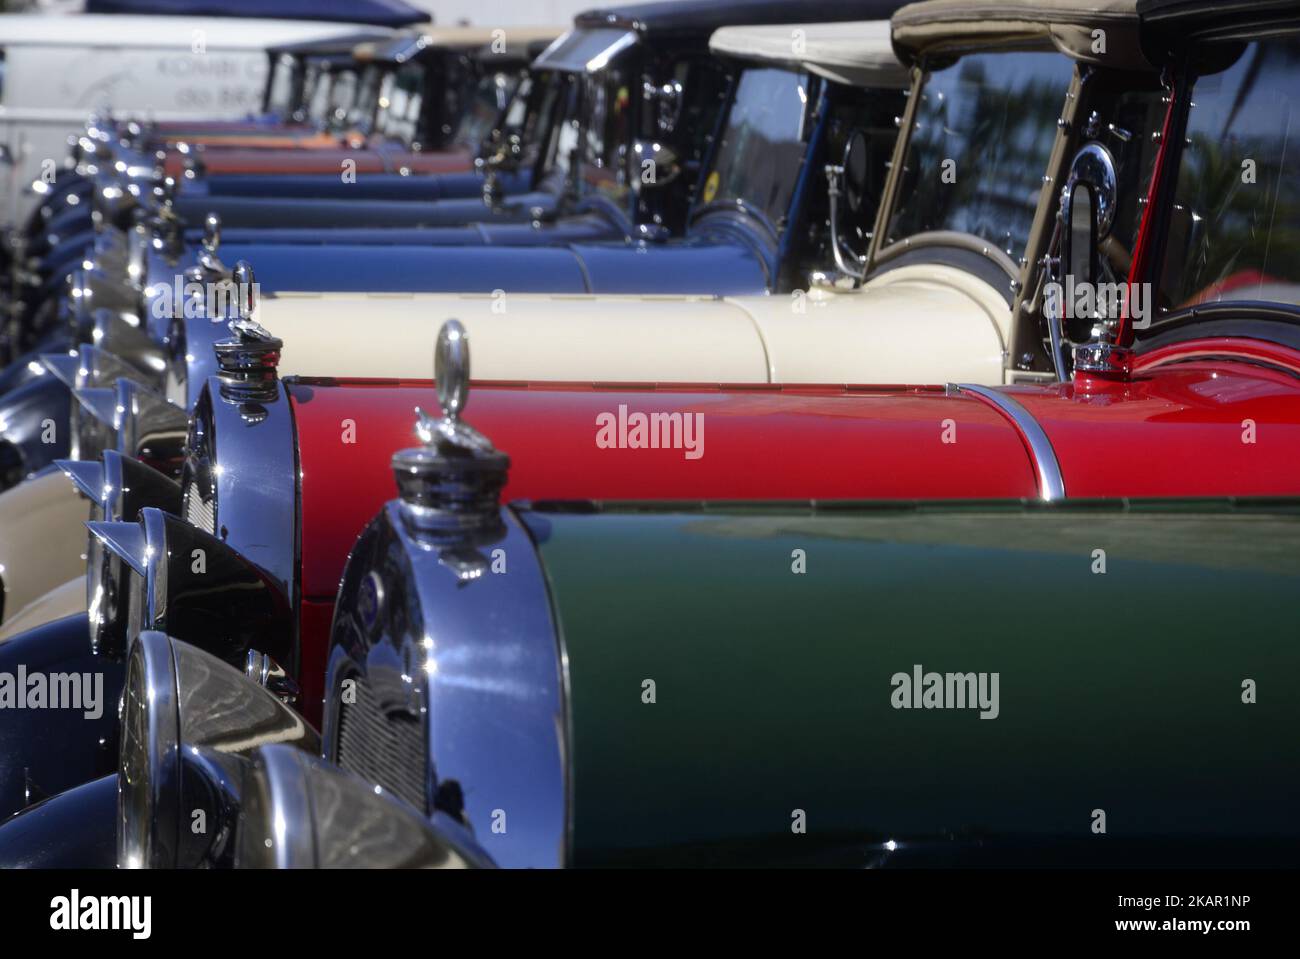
(953, 383), (1067, 502)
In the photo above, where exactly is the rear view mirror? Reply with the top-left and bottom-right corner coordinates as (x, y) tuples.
(1065, 181), (1098, 289)
(843, 129), (872, 215)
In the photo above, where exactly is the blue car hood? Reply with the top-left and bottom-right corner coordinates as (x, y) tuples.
(219, 234), (769, 296)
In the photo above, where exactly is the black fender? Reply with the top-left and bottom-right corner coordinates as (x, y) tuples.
(0, 614), (123, 820)
(0, 775), (116, 868)
(0, 374), (71, 491)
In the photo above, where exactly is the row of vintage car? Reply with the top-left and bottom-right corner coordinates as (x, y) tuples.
(0, 0), (1297, 868)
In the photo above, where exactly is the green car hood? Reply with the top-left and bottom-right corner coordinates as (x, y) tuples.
(522, 500), (1300, 867)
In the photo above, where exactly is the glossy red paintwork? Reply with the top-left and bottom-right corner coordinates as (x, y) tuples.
(288, 379), (1040, 601)
(1136, 337), (1300, 377)
(164, 145), (472, 178)
(299, 599), (335, 728)
(281, 357), (1300, 723)
(1009, 362), (1300, 497)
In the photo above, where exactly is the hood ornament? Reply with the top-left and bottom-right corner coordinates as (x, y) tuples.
(186, 213), (229, 282)
(213, 262), (280, 403)
(392, 320), (509, 553)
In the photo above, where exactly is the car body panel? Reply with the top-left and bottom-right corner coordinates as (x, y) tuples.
(288, 379), (1038, 601)
(0, 774), (117, 869)
(222, 245), (594, 294)
(254, 272), (1008, 382)
(528, 501), (1300, 865)
(258, 294), (771, 380)
(0, 577), (84, 643)
(1006, 363), (1300, 498)
(0, 614), (123, 819)
(172, 191), (555, 232)
(163, 146), (474, 178)
(739, 265), (1012, 383)
(0, 470), (86, 626)
(195, 169), (531, 200)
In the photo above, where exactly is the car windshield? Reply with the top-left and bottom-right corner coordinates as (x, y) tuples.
(548, 65), (635, 206)
(697, 66), (810, 235)
(1155, 36), (1300, 313)
(306, 64), (334, 125)
(451, 69), (517, 151)
(265, 53), (298, 117)
(885, 51), (1075, 263)
(328, 68), (360, 130)
(345, 64), (384, 133)
(374, 61), (424, 144)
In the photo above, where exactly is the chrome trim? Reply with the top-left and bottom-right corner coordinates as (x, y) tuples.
(239, 745), (493, 868)
(61, 451), (182, 658)
(954, 383), (1067, 502)
(88, 506), (295, 669)
(185, 373), (298, 608)
(324, 503), (566, 868)
(118, 629), (181, 870)
(92, 306), (166, 386)
(119, 631), (318, 869)
(72, 378), (187, 475)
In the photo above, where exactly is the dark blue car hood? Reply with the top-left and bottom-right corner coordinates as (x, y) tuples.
(223, 234), (769, 295)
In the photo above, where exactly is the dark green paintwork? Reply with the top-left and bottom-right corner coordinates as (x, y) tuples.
(522, 500), (1300, 867)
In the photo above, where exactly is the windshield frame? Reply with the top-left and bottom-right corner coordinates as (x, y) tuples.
(1135, 29), (1300, 341)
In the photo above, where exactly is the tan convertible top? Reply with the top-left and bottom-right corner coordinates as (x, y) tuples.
(892, 0), (1149, 70)
(709, 21), (909, 88)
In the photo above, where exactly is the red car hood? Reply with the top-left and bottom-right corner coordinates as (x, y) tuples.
(289, 364), (1300, 600)
(288, 380), (1042, 600)
(284, 362), (1300, 721)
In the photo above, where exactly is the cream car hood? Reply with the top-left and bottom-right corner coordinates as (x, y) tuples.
(258, 265), (1009, 385)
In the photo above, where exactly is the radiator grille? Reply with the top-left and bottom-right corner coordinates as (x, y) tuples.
(336, 676), (428, 814)
(184, 489), (216, 536)
(180, 400), (216, 535)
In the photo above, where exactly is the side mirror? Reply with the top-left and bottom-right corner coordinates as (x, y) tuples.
(1047, 140), (1124, 381)
(1064, 180), (1098, 289)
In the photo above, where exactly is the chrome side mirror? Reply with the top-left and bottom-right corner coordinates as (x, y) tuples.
(1046, 141), (1121, 380)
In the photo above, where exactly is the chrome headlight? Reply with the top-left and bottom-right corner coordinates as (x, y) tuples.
(118, 631), (317, 869)
(120, 631), (482, 869)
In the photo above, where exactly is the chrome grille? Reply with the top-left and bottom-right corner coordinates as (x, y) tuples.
(180, 395), (216, 535)
(183, 490), (215, 536)
(336, 675), (428, 814)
